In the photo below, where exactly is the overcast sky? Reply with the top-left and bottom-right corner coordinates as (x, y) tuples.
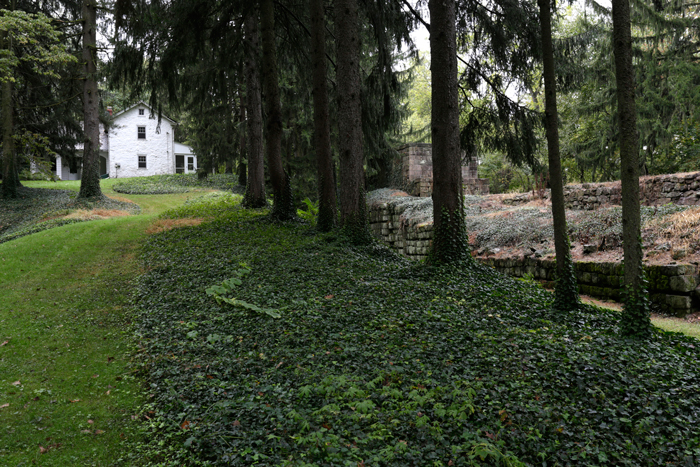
(408, 0), (612, 53)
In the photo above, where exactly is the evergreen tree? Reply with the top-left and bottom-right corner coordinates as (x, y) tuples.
(428, 0), (469, 264)
(78, 0), (102, 199)
(336, 0), (370, 240)
(538, 0), (580, 311)
(612, 0), (651, 338)
(242, 6), (266, 208)
(261, 0), (294, 220)
(310, 0), (336, 231)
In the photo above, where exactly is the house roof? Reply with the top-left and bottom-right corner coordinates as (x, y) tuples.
(112, 100), (177, 124)
(174, 142), (195, 155)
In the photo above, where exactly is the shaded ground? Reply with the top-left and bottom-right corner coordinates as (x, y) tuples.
(0, 187), (140, 244)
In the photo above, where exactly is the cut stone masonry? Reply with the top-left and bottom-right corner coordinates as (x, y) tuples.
(367, 183), (700, 317)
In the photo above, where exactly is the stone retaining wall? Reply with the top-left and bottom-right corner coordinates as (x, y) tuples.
(368, 194), (700, 316)
(368, 195), (433, 261)
(503, 171), (700, 210)
(479, 257), (700, 317)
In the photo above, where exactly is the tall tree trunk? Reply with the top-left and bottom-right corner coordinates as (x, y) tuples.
(242, 9), (266, 208)
(428, 0), (468, 263)
(538, 0), (580, 311)
(78, 0), (103, 199)
(1, 4), (17, 199)
(336, 0), (369, 241)
(238, 86), (247, 187)
(1, 70), (16, 199)
(612, 0), (651, 337)
(311, 0), (336, 231)
(261, 0), (294, 220)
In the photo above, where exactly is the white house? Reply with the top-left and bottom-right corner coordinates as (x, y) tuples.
(54, 102), (197, 180)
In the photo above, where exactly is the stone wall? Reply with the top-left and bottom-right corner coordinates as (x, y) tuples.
(367, 192), (700, 316)
(503, 171), (700, 209)
(368, 192), (434, 261)
(479, 257), (699, 317)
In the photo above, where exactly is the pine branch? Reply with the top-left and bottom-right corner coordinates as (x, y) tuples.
(399, 0), (430, 33)
(275, 0), (337, 71)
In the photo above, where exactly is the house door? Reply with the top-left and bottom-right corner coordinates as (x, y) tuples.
(176, 155), (185, 174)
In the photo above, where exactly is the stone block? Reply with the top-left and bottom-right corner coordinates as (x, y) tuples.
(666, 294), (692, 311)
(669, 275), (698, 293)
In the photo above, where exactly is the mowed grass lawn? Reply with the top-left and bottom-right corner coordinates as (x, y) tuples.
(0, 179), (194, 466)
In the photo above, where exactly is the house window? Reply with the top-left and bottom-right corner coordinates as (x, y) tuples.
(187, 157), (194, 171)
(138, 126), (146, 139)
(138, 155), (147, 169)
(138, 108), (145, 116)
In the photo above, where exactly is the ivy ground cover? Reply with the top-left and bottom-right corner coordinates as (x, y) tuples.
(131, 196), (700, 466)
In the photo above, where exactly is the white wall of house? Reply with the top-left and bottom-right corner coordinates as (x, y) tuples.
(52, 102), (196, 180)
(109, 105), (176, 178)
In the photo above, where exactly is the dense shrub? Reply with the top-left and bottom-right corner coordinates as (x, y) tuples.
(127, 197), (700, 466)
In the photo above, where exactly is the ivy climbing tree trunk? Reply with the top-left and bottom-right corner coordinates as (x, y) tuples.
(538, 0), (580, 311)
(311, 0), (336, 231)
(261, 0), (294, 220)
(612, 0), (651, 337)
(78, 0), (103, 199)
(242, 9), (266, 208)
(428, 0), (468, 263)
(336, 0), (369, 240)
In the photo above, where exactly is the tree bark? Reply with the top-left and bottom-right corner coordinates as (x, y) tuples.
(238, 85), (247, 187)
(1, 3), (17, 199)
(1, 68), (16, 199)
(261, 0), (294, 220)
(612, 0), (651, 336)
(336, 0), (368, 240)
(428, 0), (468, 263)
(78, 0), (103, 199)
(538, 0), (579, 311)
(311, 0), (336, 231)
(242, 9), (266, 208)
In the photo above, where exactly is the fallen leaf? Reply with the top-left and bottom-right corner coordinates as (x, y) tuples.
(12, 381), (21, 386)
(69, 399), (81, 403)
(181, 420), (190, 430)
(87, 419), (94, 424)
(92, 375), (99, 378)
(325, 294), (334, 299)
(105, 390), (111, 395)
(232, 420), (241, 426)
(0, 403), (9, 409)
(95, 430), (105, 435)
(0, 340), (8, 346)
(81, 429), (92, 434)
(39, 446), (48, 454)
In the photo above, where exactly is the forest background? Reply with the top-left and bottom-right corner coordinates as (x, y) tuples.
(3, 0), (699, 202)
